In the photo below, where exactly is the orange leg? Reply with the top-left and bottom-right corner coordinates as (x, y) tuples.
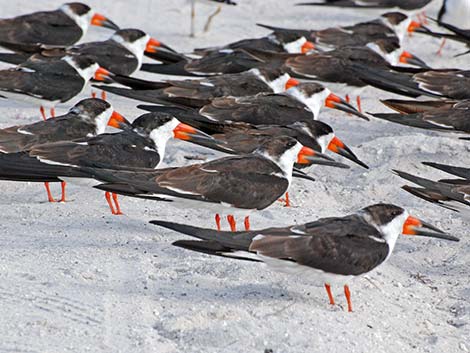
(437, 38), (447, 56)
(278, 192), (291, 207)
(112, 193), (123, 215)
(101, 91), (107, 100)
(344, 284), (353, 312)
(50, 108), (55, 118)
(58, 181), (67, 202)
(356, 96), (362, 113)
(40, 106), (47, 121)
(285, 192), (290, 207)
(43, 182), (56, 202)
(244, 216), (250, 231)
(215, 213), (221, 231)
(227, 215), (236, 232)
(91, 91), (97, 98)
(324, 283), (335, 305)
(105, 191), (116, 214)
(345, 94), (350, 104)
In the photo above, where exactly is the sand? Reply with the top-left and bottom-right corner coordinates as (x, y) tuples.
(0, 1), (468, 352)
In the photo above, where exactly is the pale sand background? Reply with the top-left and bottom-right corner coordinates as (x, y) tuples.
(0, 1), (468, 352)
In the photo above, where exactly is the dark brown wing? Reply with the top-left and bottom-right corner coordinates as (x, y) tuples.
(0, 63), (84, 102)
(29, 131), (161, 170)
(286, 53), (365, 86)
(184, 50), (263, 75)
(373, 100), (470, 133)
(0, 10), (82, 46)
(414, 70), (470, 100)
(0, 115), (95, 153)
(91, 155), (288, 210)
(250, 215), (389, 275)
(68, 41), (139, 75)
(200, 94), (312, 125)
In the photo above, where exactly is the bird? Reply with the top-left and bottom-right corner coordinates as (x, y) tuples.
(138, 82), (370, 126)
(395, 169), (470, 219)
(135, 110), (368, 169)
(189, 0), (237, 37)
(235, 44), (429, 112)
(295, 0), (433, 13)
(0, 112), (217, 214)
(0, 98), (128, 202)
(88, 136), (324, 231)
(95, 68), (300, 108)
(372, 99), (470, 135)
(150, 203), (459, 312)
(0, 28), (175, 77)
(193, 32), (315, 56)
(0, 54), (110, 120)
(258, 12), (421, 50)
(0, 2), (119, 51)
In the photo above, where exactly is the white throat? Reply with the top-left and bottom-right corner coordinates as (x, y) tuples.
(63, 56), (98, 82)
(317, 132), (334, 153)
(252, 69), (291, 93)
(60, 4), (93, 37)
(287, 87), (330, 119)
(283, 37), (307, 54)
(94, 106), (113, 135)
(366, 42), (400, 65)
(148, 119), (180, 166)
(368, 210), (409, 260)
(112, 34), (149, 71)
(260, 143), (302, 186)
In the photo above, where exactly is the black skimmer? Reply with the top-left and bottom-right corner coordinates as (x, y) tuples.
(395, 169), (470, 219)
(0, 98), (127, 202)
(372, 99), (470, 135)
(0, 54), (110, 120)
(258, 12), (420, 50)
(137, 111), (368, 169)
(90, 136), (323, 230)
(139, 82), (370, 124)
(0, 3), (118, 51)
(0, 28), (174, 77)
(140, 48), (266, 77)
(190, 0), (237, 37)
(296, 0), (432, 12)
(193, 32), (315, 56)
(95, 68), (300, 108)
(151, 203), (459, 312)
(0, 112), (215, 213)
(237, 44), (428, 112)
(139, 39), (427, 79)
(148, 117), (368, 207)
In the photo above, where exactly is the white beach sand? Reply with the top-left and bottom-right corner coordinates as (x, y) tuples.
(0, 1), (468, 352)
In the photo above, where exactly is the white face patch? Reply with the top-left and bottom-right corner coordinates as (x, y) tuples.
(112, 33), (149, 71)
(376, 210), (409, 260)
(63, 56), (99, 82)
(260, 142), (302, 186)
(269, 73), (292, 93)
(366, 42), (399, 65)
(95, 106), (113, 135)
(148, 118), (180, 166)
(283, 37), (307, 54)
(60, 4), (93, 38)
(316, 132), (334, 153)
(287, 86), (330, 119)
